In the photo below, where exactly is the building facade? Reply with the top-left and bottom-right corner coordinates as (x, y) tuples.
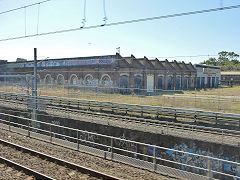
(0, 53), (221, 93)
(194, 64), (221, 88)
(221, 71), (240, 86)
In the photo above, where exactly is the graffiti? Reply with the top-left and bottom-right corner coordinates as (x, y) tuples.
(51, 120), (60, 125)
(86, 79), (98, 86)
(7, 58), (115, 69)
(148, 143), (240, 177)
(79, 132), (99, 147)
(102, 80), (113, 87)
(114, 133), (137, 151)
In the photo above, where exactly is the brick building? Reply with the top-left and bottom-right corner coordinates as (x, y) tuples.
(1, 53), (208, 93)
(221, 71), (240, 86)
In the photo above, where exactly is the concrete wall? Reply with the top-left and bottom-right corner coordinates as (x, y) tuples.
(33, 112), (240, 178)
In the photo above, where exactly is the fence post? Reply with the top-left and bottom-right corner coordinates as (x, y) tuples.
(50, 124), (52, 143)
(28, 119), (30, 137)
(77, 130), (79, 150)
(207, 157), (213, 180)
(221, 130), (224, 144)
(191, 125), (194, 138)
(111, 137), (114, 159)
(215, 114), (218, 125)
(153, 146), (157, 171)
(8, 115), (11, 132)
(135, 143), (138, 158)
(167, 122), (169, 135)
(174, 110), (177, 122)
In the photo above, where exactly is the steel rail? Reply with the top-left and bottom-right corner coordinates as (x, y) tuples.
(1, 97), (240, 139)
(0, 111), (239, 167)
(1, 91), (240, 118)
(0, 138), (121, 180)
(0, 156), (55, 180)
(0, 112), (239, 179)
(0, 93), (240, 141)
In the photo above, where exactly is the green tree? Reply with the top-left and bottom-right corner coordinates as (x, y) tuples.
(201, 51), (240, 71)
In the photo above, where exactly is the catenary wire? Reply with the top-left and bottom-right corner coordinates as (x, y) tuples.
(37, 3), (40, 34)
(81, 0), (87, 27)
(24, 7), (27, 36)
(0, 4), (240, 42)
(0, 0), (52, 15)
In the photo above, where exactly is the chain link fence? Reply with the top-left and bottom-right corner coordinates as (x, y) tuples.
(0, 112), (239, 180)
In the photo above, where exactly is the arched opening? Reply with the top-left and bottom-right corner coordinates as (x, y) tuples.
(184, 76), (189, 89)
(167, 76), (173, 90)
(134, 75), (142, 93)
(57, 74), (64, 85)
(45, 74), (52, 84)
(101, 75), (112, 87)
(84, 74), (94, 86)
(157, 76), (164, 90)
(120, 75), (129, 94)
(70, 74), (78, 85)
(176, 76), (181, 90)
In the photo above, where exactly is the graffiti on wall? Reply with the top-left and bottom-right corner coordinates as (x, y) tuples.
(79, 132), (99, 147)
(148, 143), (240, 177)
(7, 58), (115, 69)
(114, 133), (137, 151)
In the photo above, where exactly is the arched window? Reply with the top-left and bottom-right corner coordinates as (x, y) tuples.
(134, 75), (142, 89)
(45, 74), (52, 84)
(84, 74), (94, 86)
(57, 74), (64, 85)
(167, 76), (173, 90)
(157, 76), (164, 89)
(101, 75), (112, 87)
(184, 76), (189, 89)
(70, 74), (78, 85)
(176, 76), (181, 90)
(120, 75), (129, 93)
(134, 75), (142, 93)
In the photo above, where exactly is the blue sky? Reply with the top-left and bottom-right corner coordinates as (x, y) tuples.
(0, 0), (239, 63)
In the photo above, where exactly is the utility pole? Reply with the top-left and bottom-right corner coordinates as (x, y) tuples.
(31, 48), (38, 132)
(34, 48), (37, 98)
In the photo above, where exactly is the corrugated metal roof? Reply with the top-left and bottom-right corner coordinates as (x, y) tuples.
(221, 71), (240, 75)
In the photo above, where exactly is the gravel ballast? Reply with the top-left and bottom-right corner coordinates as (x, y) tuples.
(0, 129), (178, 180)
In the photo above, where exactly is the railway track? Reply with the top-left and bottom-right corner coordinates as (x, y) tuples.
(0, 138), (121, 180)
(0, 110), (239, 179)
(0, 156), (54, 180)
(0, 96), (240, 145)
(1, 91), (240, 129)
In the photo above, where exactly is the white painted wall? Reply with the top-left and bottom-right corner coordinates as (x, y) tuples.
(147, 75), (154, 92)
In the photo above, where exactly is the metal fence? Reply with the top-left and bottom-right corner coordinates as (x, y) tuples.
(1, 75), (240, 114)
(162, 94), (240, 114)
(0, 98), (240, 147)
(1, 91), (240, 130)
(0, 112), (239, 180)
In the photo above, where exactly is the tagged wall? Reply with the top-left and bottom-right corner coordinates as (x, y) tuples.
(32, 112), (240, 178)
(2, 106), (239, 179)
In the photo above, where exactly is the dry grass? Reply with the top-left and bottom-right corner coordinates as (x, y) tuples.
(1, 86), (240, 114)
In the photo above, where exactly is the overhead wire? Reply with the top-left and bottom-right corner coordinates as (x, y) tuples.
(24, 7), (27, 36)
(37, 3), (40, 34)
(81, 0), (87, 28)
(102, 0), (107, 25)
(0, 0), (52, 15)
(0, 4), (240, 42)
(153, 54), (219, 59)
(220, 0), (223, 8)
